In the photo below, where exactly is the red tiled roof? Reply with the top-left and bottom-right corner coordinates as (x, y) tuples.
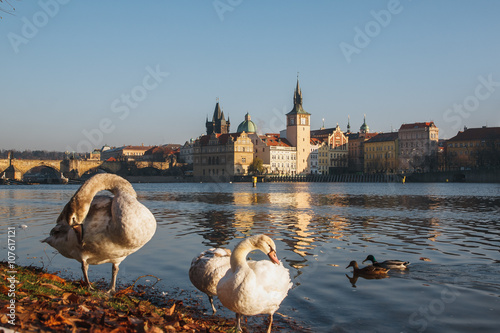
(123, 145), (155, 151)
(259, 134), (292, 147)
(399, 122), (436, 130)
(447, 127), (500, 142)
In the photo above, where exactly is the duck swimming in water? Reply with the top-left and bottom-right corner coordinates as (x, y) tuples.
(362, 254), (410, 270)
(346, 260), (390, 275)
(42, 174), (157, 293)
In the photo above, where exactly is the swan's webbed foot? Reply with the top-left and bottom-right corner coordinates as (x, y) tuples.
(106, 287), (116, 294)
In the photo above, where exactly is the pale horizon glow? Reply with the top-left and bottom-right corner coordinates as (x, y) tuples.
(1, 1), (499, 152)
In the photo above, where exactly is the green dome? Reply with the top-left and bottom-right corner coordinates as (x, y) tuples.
(360, 115), (369, 133)
(237, 113), (257, 133)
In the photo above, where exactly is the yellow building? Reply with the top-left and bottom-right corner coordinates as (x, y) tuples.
(446, 126), (500, 169)
(364, 132), (399, 173)
(317, 141), (329, 174)
(193, 131), (254, 180)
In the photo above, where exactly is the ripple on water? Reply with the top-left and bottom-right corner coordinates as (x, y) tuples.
(1, 182), (499, 332)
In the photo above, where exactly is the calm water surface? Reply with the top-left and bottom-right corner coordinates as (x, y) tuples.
(1, 182), (499, 332)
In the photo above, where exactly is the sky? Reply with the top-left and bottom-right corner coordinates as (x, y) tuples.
(1, 0), (499, 153)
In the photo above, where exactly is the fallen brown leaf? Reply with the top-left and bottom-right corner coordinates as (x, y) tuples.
(40, 283), (63, 291)
(41, 273), (66, 284)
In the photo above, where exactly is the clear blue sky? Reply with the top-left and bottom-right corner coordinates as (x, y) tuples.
(1, 0), (499, 152)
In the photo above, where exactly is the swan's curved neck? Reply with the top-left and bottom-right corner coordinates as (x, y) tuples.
(61, 174), (136, 225)
(230, 239), (253, 271)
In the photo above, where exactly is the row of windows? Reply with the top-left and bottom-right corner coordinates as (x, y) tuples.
(202, 168), (226, 176)
(400, 131), (437, 140)
(448, 142), (493, 148)
(271, 163), (296, 169)
(365, 145), (394, 152)
(271, 154), (296, 160)
(366, 153), (394, 159)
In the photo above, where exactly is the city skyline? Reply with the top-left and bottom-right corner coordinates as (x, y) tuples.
(1, 1), (499, 152)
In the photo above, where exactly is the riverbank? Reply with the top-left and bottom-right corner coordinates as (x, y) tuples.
(0, 262), (299, 332)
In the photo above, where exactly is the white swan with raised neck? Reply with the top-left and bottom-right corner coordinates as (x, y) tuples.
(217, 234), (292, 333)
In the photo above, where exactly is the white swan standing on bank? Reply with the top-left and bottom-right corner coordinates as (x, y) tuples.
(42, 173), (157, 293)
(217, 234), (292, 333)
(189, 247), (231, 314)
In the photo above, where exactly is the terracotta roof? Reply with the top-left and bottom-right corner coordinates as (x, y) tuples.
(399, 122), (436, 130)
(310, 138), (323, 145)
(447, 127), (500, 142)
(144, 145), (179, 155)
(366, 132), (398, 143)
(123, 145), (154, 151)
(259, 134), (292, 147)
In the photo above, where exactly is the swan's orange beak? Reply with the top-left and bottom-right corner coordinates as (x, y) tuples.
(268, 250), (280, 265)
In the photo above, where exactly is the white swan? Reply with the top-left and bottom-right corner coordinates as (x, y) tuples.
(217, 234), (292, 333)
(189, 247), (231, 314)
(42, 173), (157, 293)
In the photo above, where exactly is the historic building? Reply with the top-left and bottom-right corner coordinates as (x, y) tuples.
(317, 141), (330, 174)
(347, 116), (377, 173)
(309, 138), (321, 174)
(286, 78), (311, 174)
(192, 131), (254, 180)
(311, 124), (348, 174)
(253, 133), (296, 175)
(398, 122), (439, 172)
(446, 126), (500, 169)
(364, 132), (399, 173)
(100, 145), (155, 161)
(180, 139), (195, 165)
(206, 101), (230, 135)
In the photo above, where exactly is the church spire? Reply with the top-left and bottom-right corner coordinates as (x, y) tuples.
(294, 73), (302, 107)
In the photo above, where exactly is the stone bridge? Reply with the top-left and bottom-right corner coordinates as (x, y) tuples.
(0, 159), (172, 180)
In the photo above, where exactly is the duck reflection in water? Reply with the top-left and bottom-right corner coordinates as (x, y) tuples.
(345, 272), (389, 288)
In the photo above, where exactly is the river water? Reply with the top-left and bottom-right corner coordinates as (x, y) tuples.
(1, 182), (499, 332)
